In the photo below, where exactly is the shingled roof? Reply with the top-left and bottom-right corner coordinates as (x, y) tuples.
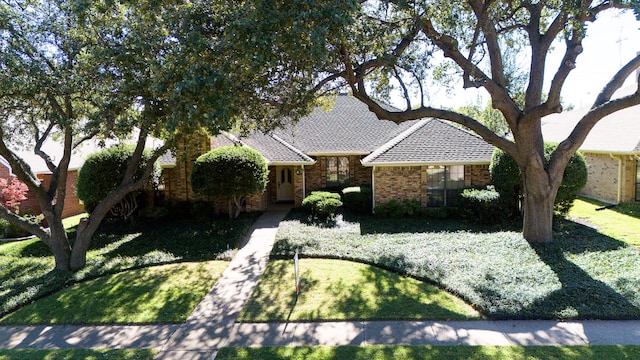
(273, 94), (414, 155)
(361, 119), (494, 165)
(542, 106), (640, 154)
(217, 94), (495, 165)
(213, 132), (314, 165)
(542, 84), (640, 155)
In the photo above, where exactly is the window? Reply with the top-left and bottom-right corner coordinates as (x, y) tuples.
(326, 156), (349, 187)
(426, 165), (465, 207)
(636, 160), (640, 202)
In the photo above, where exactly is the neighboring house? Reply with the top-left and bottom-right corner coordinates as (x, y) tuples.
(162, 94), (495, 211)
(0, 133), (172, 218)
(0, 149), (85, 219)
(542, 86), (640, 204)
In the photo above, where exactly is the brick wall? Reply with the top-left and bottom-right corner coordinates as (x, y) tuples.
(373, 164), (492, 208)
(581, 153), (620, 203)
(163, 133), (210, 202)
(374, 166), (424, 207)
(304, 155), (371, 194)
(37, 170), (85, 218)
(465, 164), (491, 187)
(621, 156), (638, 203)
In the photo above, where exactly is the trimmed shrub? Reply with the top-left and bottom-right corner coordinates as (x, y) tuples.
(489, 143), (588, 217)
(374, 198), (422, 218)
(77, 145), (159, 213)
(302, 191), (342, 221)
(191, 145), (268, 219)
(458, 186), (504, 225)
(342, 185), (372, 213)
(555, 148), (588, 216)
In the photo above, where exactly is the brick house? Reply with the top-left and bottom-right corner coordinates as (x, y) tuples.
(542, 86), (640, 204)
(163, 94), (495, 211)
(0, 154), (85, 219)
(0, 134), (170, 219)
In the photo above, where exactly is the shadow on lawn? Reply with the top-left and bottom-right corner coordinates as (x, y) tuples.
(340, 211), (521, 235)
(578, 197), (640, 220)
(492, 221), (639, 319)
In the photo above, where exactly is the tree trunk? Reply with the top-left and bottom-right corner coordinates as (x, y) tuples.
(50, 240), (72, 271)
(522, 188), (554, 243)
(70, 218), (91, 271)
(521, 163), (558, 243)
(46, 221), (73, 272)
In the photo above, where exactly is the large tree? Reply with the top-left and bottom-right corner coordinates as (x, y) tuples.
(0, 0), (352, 271)
(329, 0), (640, 242)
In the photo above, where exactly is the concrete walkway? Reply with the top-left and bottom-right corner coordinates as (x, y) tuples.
(1, 207), (640, 359)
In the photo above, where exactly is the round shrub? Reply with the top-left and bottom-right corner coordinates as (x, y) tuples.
(77, 145), (159, 212)
(191, 145), (268, 218)
(341, 185), (372, 213)
(302, 191), (342, 221)
(489, 143), (588, 217)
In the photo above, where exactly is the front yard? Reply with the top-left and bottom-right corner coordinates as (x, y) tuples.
(265, 203), (640, 320)
(0, 211), (259, 323)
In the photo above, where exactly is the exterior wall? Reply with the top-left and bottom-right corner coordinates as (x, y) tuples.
(372, 164), (492, 208)
(574, 152), (638, 204)
(374, 166), (425, 207)
(163, 133), (210, 202)
(36, 170), (85, 218)
(465, 164), (491, 187)
(621, 156), (638, 203)
(0, 163), (10, 180)
(304, 155), (371, 195)
(3, 170), (84, 219)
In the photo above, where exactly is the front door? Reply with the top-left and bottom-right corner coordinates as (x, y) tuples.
(277, 166), (294, 202)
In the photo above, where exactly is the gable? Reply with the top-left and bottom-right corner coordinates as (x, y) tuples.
(362, 119), (495, 165)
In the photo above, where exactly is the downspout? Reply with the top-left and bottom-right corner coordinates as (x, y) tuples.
(610, 153), (623, 204)
(371, 166), (376, 214)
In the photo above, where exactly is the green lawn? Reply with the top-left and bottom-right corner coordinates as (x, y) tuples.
(0, 260), (227, 325)
(0, 212), (259, 320)
(217, 345), (640, 360)
(0, 349), (154, 360)
(271, 210), (640, 319)
(568, 198), (640, 246)
(238, 259), (479, 322)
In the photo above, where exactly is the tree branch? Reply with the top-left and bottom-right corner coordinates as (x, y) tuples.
(593, 53), (640, 107)
(350, 87), (516, 154)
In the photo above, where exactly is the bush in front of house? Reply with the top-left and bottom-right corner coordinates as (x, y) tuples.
(301, 191), (342, 221)
(341, 185), (372, 213)
(77, 145), (159, 213)
(458, 186), (504, 225)
(490, 143), (588, 217)
(374, 198), (422, 218)
(191, 145), (268, 219)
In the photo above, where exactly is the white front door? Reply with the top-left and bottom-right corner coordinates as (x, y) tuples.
(277, 166), (294, 202)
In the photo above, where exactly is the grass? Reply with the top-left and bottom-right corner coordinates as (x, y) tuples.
(271, 210), (640, 320)
(0, 349), (154, 360)
(0, 212), (259, 320)
(0, 260), (227, 325)
(216, 345), (640, 360)
(238, 259), (479, 322)
(568, 198), (640, 246)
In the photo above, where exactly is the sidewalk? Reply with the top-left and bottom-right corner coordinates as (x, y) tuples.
(1, 208), (640, 359)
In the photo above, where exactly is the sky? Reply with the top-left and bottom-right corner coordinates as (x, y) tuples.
(392, 9), (640, 110)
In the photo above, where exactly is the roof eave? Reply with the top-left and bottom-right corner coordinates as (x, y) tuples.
(267, 161), (316, 166)
(362, 160), (491, 167)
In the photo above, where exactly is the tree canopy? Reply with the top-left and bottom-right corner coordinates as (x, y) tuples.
(0, 0), (353, 270)
(322, 0), (640, 242)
